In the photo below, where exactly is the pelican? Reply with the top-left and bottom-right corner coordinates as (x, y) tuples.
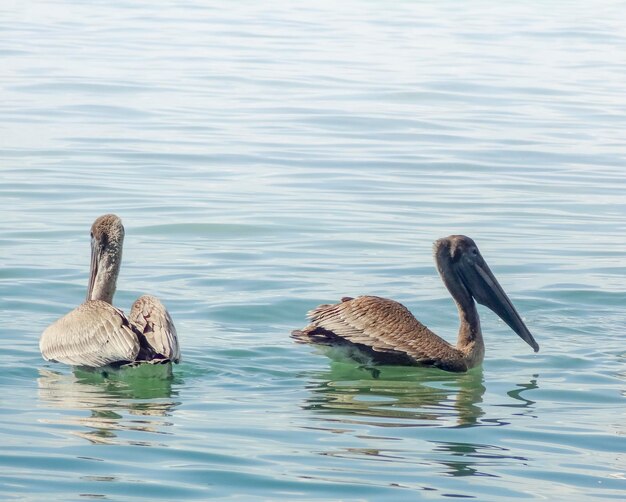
(292, 235), (539, 372)
(40, 214), (180, 369)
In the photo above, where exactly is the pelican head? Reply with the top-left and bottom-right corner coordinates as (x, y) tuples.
(434, 235), (539, 352)
(87, 214), (125, 303)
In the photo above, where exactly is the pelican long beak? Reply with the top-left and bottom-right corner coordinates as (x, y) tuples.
(86, 237), (100, 301)
(457, 259), (539, 352)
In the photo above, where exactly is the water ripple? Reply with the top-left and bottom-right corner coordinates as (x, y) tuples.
(2, 0), (626, 500)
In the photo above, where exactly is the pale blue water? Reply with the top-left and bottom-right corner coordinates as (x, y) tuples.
(2, 1), (626, 500)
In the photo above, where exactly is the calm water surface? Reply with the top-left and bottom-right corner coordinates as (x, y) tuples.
(2, 1), (626, 500)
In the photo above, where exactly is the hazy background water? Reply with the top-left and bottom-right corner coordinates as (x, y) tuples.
(2, 1), (626, 500)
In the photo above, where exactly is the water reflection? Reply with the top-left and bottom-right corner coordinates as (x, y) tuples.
(37, 368), (181, 445)
(302, 363), (538, 483)
(429, 441), (528, 478)
(506, 378), (539, 407)
(301, 362), (486, 428)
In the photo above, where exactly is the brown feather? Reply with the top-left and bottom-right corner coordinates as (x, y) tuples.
(129, 295), (180, 363)
(293, 296), (467, 371)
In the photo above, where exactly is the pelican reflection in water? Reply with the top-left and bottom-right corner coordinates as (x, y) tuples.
(292, 235), (539, 372)
(38, 368), (180, 445)
(303, 362), (487, 427)
(300, 363), (539, 479)
(40, 214), (180, 371)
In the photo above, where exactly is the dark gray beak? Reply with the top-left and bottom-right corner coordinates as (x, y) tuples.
(456, 257), (539, 352)
(86, 236), (99, 301)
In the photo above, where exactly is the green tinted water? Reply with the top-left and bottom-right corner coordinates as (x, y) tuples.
(1, 1), (626, 500)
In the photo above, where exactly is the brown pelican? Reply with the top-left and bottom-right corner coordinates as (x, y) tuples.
(292, 235), (539, 372)
(40, 214), (180, 369)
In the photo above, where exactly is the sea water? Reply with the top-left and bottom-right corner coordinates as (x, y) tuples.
(1, 1), (625, 500)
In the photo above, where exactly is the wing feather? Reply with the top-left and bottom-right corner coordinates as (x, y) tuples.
(40, 300), (140, 367)
(129, 295), (180, 363)
(305, 296), (463, 366)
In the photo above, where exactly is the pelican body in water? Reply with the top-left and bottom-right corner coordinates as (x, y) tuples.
(40, 214), (180, 369)
(292, 235), (539, 372)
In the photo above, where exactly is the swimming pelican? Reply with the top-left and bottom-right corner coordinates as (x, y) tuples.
(40, 214), (180, 368)
(292, 235), (539, 372)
